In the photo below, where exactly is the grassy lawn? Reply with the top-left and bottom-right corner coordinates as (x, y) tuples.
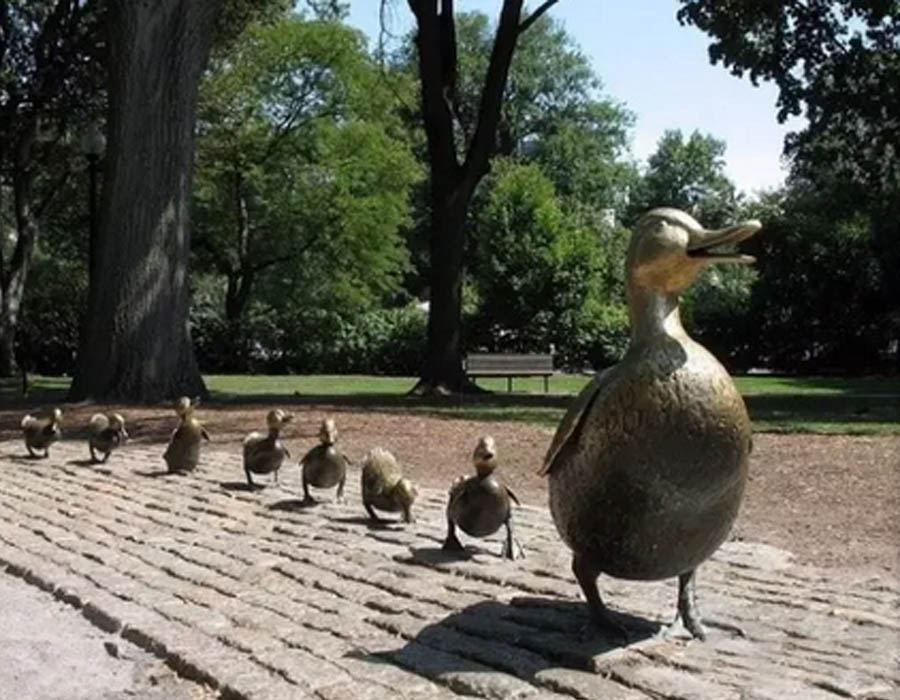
(3, 373), (898, 434)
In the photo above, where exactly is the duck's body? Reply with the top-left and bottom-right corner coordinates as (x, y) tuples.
(299, 418), (347, 502)
(243, 410), (292, 487)
(22, 408), (63, 458)
(443, 436), (522, 559)
(163, 397), (209, 473)
(88, 413), (128, 463)
(543, 208), (760, 639)
(361, 447), (417, 523)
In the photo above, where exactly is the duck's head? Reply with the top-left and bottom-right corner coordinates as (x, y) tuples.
(266, 409), (293, 430)
(627, 208), (761, 294)
(319, 418), (337, 445)
(393, 477), (418, 508)
(109, 413), (128, 438)
(174, 396), (192, 417)
(473, 435), (497, 476)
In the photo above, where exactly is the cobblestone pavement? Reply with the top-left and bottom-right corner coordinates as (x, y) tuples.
(0, 440), (897, 700)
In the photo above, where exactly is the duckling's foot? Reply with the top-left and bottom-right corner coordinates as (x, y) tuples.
(675, 570), (707, 641)
(442, 525), (466, 554)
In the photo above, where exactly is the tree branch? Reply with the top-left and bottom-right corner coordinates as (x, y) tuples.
(519, 0), (560, 34)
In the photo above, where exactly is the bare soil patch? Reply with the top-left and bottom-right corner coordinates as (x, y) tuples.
(2, 401), (897, 574)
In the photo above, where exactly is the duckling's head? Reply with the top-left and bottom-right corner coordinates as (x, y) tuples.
(109, 413), (128, 439)
(627, 208), (761, 294)
(266, 409), (293, 430)
(51, 407), (63, 423)
(319, 418), (337, 445)
(174, 396), (192, 417)
(473, 435), (497, 476)
(393, 477), (418, 508)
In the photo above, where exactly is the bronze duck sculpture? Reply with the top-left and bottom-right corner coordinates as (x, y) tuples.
(88, 412), (128, 463)
(443, 436), (523, 559)
(22, 407), (63, 458)
(360, 447), (418, 523)
(541, 208), (761, 640)
(299, 418), (348, 503)
(243, 409), (292, 488)
(163, 396), (209, 473)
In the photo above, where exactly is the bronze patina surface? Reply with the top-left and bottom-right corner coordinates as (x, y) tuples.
(242, 409), (292, 487)
(360, 447), (417, 523)
(163, 397), (210, 473)
(444, 436), (523, 560)
(21, 407), (63, 458)
(299, 418), (348, 503)
(88, 412), (128, 463)
(542, 208), (761, 639)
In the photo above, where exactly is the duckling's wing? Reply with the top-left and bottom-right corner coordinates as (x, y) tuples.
(539, 367), (614, 476)
(505, 486), (520, 506)
(201, 426), (211, 441)
(298, 444), (321, 467)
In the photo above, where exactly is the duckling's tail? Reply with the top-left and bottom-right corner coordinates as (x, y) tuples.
(21, 414), (34, 429)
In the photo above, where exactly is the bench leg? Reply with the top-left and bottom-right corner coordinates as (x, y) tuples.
(544, 375), (549, 393)
(507, 376), (512, 393)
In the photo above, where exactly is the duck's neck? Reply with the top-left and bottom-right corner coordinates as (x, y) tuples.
(626, 285), (688, 346)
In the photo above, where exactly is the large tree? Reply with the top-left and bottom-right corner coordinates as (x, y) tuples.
(398, 0), (561, 395)
(69, 0), (222, 401)
(677, 0), (899, 192)
(0, 0), (104, 377)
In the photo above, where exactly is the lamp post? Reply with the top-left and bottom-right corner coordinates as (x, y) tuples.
(80, 121), (106, 296)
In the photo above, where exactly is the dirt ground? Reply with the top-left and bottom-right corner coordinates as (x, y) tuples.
(4, 401), (898, 574)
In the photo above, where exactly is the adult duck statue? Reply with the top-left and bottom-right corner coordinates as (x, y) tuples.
(541, 207), (761, 641)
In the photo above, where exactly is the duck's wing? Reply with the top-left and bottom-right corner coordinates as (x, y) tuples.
(539, 367), (614, 476)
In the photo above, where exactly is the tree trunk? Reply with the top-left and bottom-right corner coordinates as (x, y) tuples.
(69, 0), (221, 402)
(0, 161), (40, 378)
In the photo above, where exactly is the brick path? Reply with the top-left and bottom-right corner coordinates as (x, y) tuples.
(0, 439), (897, 700)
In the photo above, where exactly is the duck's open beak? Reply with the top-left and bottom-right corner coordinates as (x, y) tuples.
(687, 220), (761, 264)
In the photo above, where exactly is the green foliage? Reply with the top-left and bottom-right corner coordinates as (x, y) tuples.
(677, 0), (900, 193)
(467, 159), (627, 369)
(18, 245), (86, 375)
(627, 129), (738, 227)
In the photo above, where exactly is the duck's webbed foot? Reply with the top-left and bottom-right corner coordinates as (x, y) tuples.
(365, 503), (382, 522)
(442, 521), (465, 554)
(500, 519), (525, 560)
(573, 554), (628, 643)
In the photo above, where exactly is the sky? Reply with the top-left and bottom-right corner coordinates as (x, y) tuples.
(346, 0), (804, 195)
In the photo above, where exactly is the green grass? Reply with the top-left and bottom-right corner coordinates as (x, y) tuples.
(3, 373), (898, 434)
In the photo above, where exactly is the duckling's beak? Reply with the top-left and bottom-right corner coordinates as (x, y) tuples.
(687, 220), (761, 264)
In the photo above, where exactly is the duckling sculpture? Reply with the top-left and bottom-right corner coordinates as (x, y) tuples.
(443, 436), (523, 559)
(88, 413), (128, 463)
(541, 208), (761, 640)
(298, 418), (348, 503)
(360, 447), (417, 523)
(22, 408), (63, 458)
(243, 409), (293, 488)
(163, 396), (210, 473)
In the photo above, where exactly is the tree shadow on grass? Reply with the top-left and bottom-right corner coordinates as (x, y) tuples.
(347, 598), (661, 689)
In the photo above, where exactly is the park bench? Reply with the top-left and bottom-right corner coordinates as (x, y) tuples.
(465, 352), (554, 392)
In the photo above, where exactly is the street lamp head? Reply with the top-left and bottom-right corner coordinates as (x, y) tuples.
(80, 121), (106, 157)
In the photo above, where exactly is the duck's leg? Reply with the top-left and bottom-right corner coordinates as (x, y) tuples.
(244, 466), (255, 489)
(44, 447), (49, 458)
(572, 554), (628, 642)
(500, 517), (524, 560)
(442, 519), (465, 553)
(335, 475), (345, 503)
(364, 502), (381, 522)
(89, 445), (98, 463)
(675, 569), (707, 640)
(301, 472), (315, 504)
(26, 444), (37, 458)
(402, 504), (414, 524)
(101, 450), (111, 463)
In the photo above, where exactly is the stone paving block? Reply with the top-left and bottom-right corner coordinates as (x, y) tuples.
(0, 441), (897, 700)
